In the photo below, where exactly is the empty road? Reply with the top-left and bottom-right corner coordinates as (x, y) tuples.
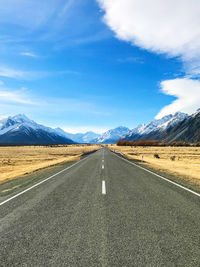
(0, 148), (200, 266)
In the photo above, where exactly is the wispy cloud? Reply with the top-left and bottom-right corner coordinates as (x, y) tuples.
(0, 66), (48, 80)
(0, 0), (109, 50)
(118, 56), (144, 64)
(73, 30), (110, 45)
(41, 97), (110, 116)
(0, 1), (80, 39)
(0, 85), (110, 118)
(0, 87), (35, 105)
(0, 67), (26, 79)
(0, 0), (64, 31)
(58, 0), (76, 17)
(0, 66), (80, 80)
(20, 52), (37, 57)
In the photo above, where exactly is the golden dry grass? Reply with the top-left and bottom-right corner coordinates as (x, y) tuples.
(0, 145), (101, 183)
(108, 145), (200, 186)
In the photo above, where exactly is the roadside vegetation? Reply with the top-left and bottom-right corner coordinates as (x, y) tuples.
(116, 139), (200, 147)
(0, 144), (101, 183)
(109, 144), (200, 186)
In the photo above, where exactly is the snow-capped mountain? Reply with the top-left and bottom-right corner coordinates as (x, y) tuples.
(0, 111), (190, 145)
(155, 109), (200, 143)
(127, 109), (200, 143)
(80, 131), (100, 143)
(123, 112), (188, 141)
(55, 128), (100, 143)
(0, 114), (74, 144)
(91, 126), (130, 144)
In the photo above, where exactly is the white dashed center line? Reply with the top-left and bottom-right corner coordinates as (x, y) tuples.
(102, 180), (106, 195)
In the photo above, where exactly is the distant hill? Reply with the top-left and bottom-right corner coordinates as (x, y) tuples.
(0, 114), (74, 145)
(55, 128), (100, 143)
(91, 126), (130, 144)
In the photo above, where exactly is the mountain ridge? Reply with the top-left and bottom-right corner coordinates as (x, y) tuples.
(0, 114), (74, 145)
(123, 112), (188, 141)
(91, 126), (130, 144)
(1, 110), (199, 145)
(55, 127), (100, 143)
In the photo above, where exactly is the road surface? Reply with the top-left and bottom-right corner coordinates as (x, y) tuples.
(0, 148), (200, 266)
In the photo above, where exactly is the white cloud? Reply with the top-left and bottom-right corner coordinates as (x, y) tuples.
(156, 78), (200, 118)
(20, 52), (37, 57)
(0, 80), (4, 85)
(98, 0), (200, 61)
(98, 0), (200, 117)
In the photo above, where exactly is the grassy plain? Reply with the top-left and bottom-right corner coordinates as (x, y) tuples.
(0, 145), (101, 183)
(108, 145), (200, 186)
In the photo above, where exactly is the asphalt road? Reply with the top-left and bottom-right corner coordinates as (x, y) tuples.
(0, 148), (200, 266)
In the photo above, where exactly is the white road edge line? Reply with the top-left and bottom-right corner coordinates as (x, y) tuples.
(112, 151), (200, 198)
(102, 180), (106, 195)
(102, 165), (104, 169)
(0, 153), (94, 207)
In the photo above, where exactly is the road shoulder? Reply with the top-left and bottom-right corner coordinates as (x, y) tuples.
(110, 149), (200, 195)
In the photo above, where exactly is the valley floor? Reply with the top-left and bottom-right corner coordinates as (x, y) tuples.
(0, 145), (101, 183)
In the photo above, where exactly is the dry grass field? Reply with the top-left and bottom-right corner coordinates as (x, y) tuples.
(109, 145), (200, 186)
(0, 145), (101, 183)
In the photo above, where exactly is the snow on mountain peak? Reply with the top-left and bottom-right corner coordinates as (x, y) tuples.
(12, 114), (32, 122)
(0, 111), (190, 144)
(93, 126), (130, 143)
(0, 114), (75, 144)
(0, 114), (60, 137)
(54, 128), (100, 143)
(123, 112), (188, 140)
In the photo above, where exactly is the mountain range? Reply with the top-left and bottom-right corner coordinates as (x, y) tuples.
(0, 115), (102, 145)
(0, 115), (130, 145)
(0, 114), (75, 145)
(146, 109), (200, 143)
(122, 112), (189, 141)
(91, 126), (130, 144)
(1, 110), (200, 144)
(92, 112), (190, 144)
(55, 127), (100, 144)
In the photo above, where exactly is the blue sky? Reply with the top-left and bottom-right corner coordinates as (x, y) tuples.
(0, 0), (200, 133)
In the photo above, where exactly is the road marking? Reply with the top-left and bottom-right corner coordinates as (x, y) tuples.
(0, 153), (95, 207)
(112, 151), (200, 198)
(102, 180), (106, 195)
(102, 165), (104, 169)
